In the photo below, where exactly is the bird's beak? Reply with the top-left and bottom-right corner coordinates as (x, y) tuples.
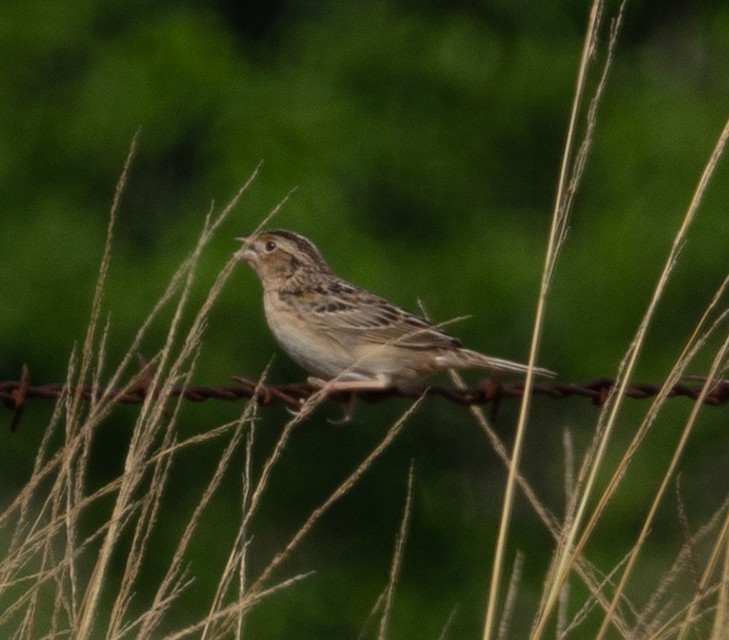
(235, 235), (256, 263)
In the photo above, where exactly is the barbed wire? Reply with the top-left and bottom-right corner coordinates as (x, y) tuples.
(2, 365), (728, 431)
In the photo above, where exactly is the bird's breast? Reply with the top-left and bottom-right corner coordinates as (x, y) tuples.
(262, 290), (353, 379)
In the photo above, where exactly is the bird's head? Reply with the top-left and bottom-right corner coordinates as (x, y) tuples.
(237, 229), (332, 286)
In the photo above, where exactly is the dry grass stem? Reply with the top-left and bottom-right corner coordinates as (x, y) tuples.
(133, 409), (249, 639)
(201, 397), (261, 640)
(74, 162), (264, 639)
(556, 429), (576, 638)
(576, 279), (729, 552)
(198, 395), (423, 638)
(496, 552), (523, 640)
(641, 497), (729, 637)
(246, 394), (424, 598)
(236, 423), (256, 640)
(484, 2), (624, 638)
(709, 524), (729, 639)
(449, 369), (558, 534)
(160, 572), (314, 640)
(378, 462), (415, 640)
(68, 132), (138, 431)
(436, 607), (459, 640)
(357, 592), (387, 640)
(595, 328), (729, 638)
(687, 505), (729, 638)
(453, 368), (628, 634)
(532, 276), (729, 635)
(533, 112), (729, 639)
(0, 150), (267, 639)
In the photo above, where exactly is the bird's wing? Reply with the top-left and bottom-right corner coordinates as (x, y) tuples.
(301, 281), (461, 350)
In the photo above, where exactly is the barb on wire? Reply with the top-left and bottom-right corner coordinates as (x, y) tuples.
(2, 366), (729, 431)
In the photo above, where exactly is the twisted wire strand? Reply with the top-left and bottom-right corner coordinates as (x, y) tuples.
(2, 366), (727, 431)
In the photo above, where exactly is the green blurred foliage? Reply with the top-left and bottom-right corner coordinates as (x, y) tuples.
(1, 0), (728, 637)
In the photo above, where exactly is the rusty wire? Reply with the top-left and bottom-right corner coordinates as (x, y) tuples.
(2, 365), (729, 431)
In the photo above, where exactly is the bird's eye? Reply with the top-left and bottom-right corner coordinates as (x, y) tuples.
(264, 240), (277, 253)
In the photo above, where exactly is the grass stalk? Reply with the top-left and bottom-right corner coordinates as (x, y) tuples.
(378, 462), (415, 640)
(485, 2), (626, 637)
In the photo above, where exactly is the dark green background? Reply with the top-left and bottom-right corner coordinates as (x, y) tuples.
(1, 1), (728, 637)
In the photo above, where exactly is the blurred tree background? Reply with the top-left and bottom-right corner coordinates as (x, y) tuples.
(1, 0), (728, 637)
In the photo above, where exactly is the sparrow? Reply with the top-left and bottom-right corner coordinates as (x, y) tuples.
(238, 229), (553, 391)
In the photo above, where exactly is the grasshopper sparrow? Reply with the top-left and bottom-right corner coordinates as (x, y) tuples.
(238, 230), (553, 390)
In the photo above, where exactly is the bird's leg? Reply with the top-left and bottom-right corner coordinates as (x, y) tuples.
(306, 376), (393, 423)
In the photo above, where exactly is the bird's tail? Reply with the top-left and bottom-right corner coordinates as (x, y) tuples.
(437, 348), (555, 378)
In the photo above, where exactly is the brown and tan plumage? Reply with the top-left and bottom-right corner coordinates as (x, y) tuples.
(238, 229), (553, 390)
